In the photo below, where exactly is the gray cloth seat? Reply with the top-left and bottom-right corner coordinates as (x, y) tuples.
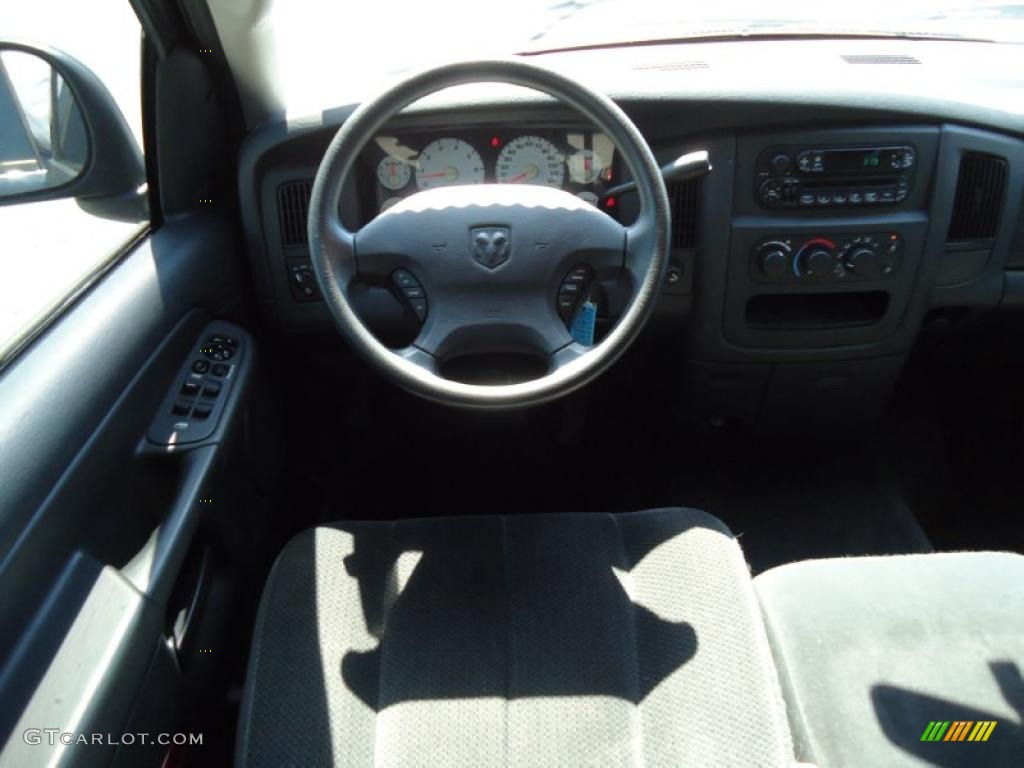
(236, 508), (794, 767)
(754, 552), (1024, 768)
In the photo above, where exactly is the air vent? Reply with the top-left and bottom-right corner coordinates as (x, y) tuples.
(841, 54), (920, 65)
(634, 60), (709, 72)
(947, 153), (1008, 243)
(668, 178), (701, 249)
(278, 179), (313, 248)
(1007, 198), (1024, 268)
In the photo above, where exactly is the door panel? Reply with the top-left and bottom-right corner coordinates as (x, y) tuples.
(0, 212), (260, 766)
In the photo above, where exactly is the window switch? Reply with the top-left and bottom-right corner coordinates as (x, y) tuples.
(181, 381), (200, 397)
(202, 381), (222, 397)
(193, 402), (213, 420)
(192, 360), (210, 374)
(172, 400), (192, 416)
(211, 363), (230, 377)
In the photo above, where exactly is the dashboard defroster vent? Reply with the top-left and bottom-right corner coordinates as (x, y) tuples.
(278, 179), (313, 248)
(634, 60), (709, 72)
(947, 153), (1007, 243)
(840, 54), (920, 65)
(668, 177), (701, 249)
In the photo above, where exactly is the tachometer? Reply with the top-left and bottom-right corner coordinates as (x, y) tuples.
(496, 135), (565, 187)
(377, 157), (411, 190)
(415, 138), (485, 190)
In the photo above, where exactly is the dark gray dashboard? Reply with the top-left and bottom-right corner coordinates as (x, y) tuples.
(236, 38), (1024, 425)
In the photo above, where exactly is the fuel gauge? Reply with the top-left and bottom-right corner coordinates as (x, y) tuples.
(568, 149), (602, 184)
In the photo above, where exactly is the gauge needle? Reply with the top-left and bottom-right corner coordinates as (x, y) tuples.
(509, 164), (539, 183)
(420, 167), (457, 180)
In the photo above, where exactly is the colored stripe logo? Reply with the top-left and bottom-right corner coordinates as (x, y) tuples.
(921, 721), (997, 742)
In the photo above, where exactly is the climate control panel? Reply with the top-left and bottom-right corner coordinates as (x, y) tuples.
(751, 233), (903, 283)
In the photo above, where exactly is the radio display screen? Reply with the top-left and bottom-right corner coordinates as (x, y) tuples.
(824, 148), (900, 173)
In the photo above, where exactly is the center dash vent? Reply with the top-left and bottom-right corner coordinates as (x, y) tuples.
(841, 54), (920, 65)
(668, 177), (702, 249)
(947, 152), (1008, 243)
(278, 179), (313, 248)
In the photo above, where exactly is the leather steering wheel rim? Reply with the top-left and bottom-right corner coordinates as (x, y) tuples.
(308, 59), (670, 409)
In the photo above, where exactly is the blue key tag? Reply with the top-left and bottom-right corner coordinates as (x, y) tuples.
(570, 300), (597, 346)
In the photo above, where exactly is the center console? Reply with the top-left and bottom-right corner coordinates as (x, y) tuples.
(682, 126), (945, 430)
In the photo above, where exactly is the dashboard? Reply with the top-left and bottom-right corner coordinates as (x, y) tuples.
(239, 38), (1024, 428)
(360, 128), (619, 218)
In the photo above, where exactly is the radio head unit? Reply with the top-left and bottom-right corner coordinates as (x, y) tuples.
(757, 145), (916, 208)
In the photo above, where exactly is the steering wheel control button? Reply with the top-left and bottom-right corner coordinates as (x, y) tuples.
(392, 269), (418, 289)
(391, 270), (429, 323)
(558, 265), (594, 323)
(409, 298), (428, 322)
(391, 270), (429, 322)
(192, 359), (210, 374)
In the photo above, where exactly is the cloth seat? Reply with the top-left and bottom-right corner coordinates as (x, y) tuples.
(236, 508), (794, 767)
(754, 552), (1024, 768)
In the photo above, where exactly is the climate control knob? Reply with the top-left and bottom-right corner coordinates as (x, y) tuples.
(844, 246), (881, 277)
(799, 247), (835, 277)
(759, 248), (790, 278)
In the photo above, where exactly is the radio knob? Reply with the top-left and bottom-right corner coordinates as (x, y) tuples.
(759, 248), (790, 278)
(771, 153), (791, 172)
(799, 247), (835, 277)
(844, 246), (881, 277)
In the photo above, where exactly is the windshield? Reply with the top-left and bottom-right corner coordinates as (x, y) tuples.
(208, 0), (1024, 123)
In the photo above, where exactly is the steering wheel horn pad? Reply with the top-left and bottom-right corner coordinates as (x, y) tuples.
(308, 59), (670, 409)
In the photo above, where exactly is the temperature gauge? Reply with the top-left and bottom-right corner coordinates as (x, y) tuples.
(568, 149), (602, 184)
(377, 157), (411, 190)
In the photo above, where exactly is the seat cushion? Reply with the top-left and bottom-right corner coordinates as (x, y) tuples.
(754, 552), (1024, 768)
(236, 508), (794, 767)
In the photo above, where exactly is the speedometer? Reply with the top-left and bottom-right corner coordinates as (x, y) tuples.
(415, 138), (485, 190)
(496, 135), (565, 187)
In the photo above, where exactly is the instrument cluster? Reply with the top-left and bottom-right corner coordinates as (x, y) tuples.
(363, 128), (618, 217)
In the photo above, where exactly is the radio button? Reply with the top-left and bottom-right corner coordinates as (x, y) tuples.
(832, 192), (847, 204)
(799, 193), (815, 206)
(816, 193), (831, 205)
(848, 192), (863, 204)
(771, 153), (791, 172)
(760, 179), (784, 205)
(864, 191), (879, 203)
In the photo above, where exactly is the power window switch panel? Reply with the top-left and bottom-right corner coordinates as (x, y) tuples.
(172, 400), (192, 416)
(192, 402), (213, 420)
(202, 381), (222, 397)
(181, 381), (200, 397)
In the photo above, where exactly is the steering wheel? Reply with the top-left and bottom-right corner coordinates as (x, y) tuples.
(308, 59), (670, 409)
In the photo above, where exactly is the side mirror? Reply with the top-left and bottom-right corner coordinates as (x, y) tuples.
(0, 40), (146, 221)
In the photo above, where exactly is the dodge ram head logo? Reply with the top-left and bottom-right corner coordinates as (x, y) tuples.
(471, 227), (510, 269)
